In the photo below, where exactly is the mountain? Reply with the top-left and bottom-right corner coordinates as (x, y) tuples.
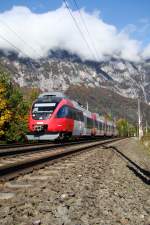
(0, 50), (150, 124)
(66, 85), (150, 125)
(0, 50), (150, 104)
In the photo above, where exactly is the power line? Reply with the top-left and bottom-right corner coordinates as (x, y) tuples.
(63, 0), (97, 61)
(0, 33), (28, 57)
(0, 33), (38, 87)
(70, 0), (100, 60)
(0, 19), (43, 58)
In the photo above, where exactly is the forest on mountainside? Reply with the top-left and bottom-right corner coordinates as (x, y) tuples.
(66, 85), (150, 126)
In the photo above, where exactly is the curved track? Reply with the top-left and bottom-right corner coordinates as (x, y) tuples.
(0, 138), (121, 182)
(0, 142), (53, 150)
(0, 137), (111, 157)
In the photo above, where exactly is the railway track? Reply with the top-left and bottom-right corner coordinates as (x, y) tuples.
(0, 137), (112, 157)
(0, 138), (121, 182)
(0, 142), (53, 150)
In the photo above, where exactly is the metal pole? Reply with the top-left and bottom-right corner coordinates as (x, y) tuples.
(146, 120), (148, 135)
(86, 101), (89, 111)
(138, 98), (143, 140)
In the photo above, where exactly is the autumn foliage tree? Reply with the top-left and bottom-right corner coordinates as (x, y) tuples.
(0, 71), (12, 137)
(0, 67), (34, 142)
(116, 118), (136, 137)
(116, 119), (129, 136)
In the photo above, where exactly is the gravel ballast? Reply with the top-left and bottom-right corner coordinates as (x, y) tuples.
(0, 138), (149, 225)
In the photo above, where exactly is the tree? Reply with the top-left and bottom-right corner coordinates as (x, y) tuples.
(128, 124), (137, 137)
(0, 67), (29, 142)
(0, 69), (12, 138)
(105, 113), (113, 121)
(116, 118), (136, 137)
(116, 118), (129, 137)
(24, 87), (40, 104)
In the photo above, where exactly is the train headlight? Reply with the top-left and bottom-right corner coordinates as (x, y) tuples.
(33, 124), (48, 132)
(34, 125), (44, 132)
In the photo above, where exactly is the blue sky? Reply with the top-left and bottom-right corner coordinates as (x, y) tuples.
(0, 0), (150, 61)
(0, 0), (150, 45)
(0, 0), (149, 27)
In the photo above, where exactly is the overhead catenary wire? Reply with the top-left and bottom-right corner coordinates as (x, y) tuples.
(0, 32), (38, 87)
(0, 19), (43, 59)
(63, 0), (97, 61)
(0, 33), (24, 56)
(70, 0), (100, 61)
(1, 3), (99, 62)
(0, 19), (45, 88)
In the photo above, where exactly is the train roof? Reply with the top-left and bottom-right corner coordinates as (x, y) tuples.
(38, 92), (67, 98)
(35, 92), (67, 104)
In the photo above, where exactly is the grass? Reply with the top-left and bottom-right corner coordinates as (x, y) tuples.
(141, 135), (150, 150)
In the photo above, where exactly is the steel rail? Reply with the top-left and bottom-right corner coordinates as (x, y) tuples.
(0, 138), (121, 182)
(0, 142), (53, 150)
(0, 136), (114, 150)
(0, 137), (111, 157)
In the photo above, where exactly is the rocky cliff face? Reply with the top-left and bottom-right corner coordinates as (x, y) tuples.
(100, 59), (150, 102)
(0, 50), (150, 103)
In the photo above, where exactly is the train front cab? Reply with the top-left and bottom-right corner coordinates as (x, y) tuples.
(27, 98), (75, 141)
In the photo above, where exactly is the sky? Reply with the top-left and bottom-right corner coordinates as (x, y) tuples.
(0, 0), (150, 61)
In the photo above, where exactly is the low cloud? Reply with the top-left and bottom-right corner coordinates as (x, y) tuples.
(142, 44), (150, 59)
(0, 5), (148, 62)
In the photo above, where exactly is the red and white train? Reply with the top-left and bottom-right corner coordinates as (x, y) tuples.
(26, 92), (117, 141)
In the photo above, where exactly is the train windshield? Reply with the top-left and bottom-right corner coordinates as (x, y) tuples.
(32, 103), (57, 120)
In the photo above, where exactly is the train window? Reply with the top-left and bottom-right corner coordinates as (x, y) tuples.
(79, 111), (84, 122)
(69, 108), (76, 120)
(87, 118), (89, 128)
(75, 111), (80, 121)
(99, 122), (102, 130)
(67, 107), (73, 119)
(106, 124), (108, 131)
(96, 121), (99, 128)
(32, 103), (57, 120)
(100, 122), (104, 130)
(99, 122), (101, 130)
(87, 117), (93, 129)
(102, 123), (104, 130)
(71, 109), (84, 121)
(56, 106), (69, 118)
(34, 106), (54, 112)
(56, 106), (83, 121)
(84, 115), (86, 122)
(84, 117), (88, 128)
(71, 108), (76, 120)
(103, 123), (104, 130)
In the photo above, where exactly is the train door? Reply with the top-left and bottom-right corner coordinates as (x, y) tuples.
(72, 110), (84, 136)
